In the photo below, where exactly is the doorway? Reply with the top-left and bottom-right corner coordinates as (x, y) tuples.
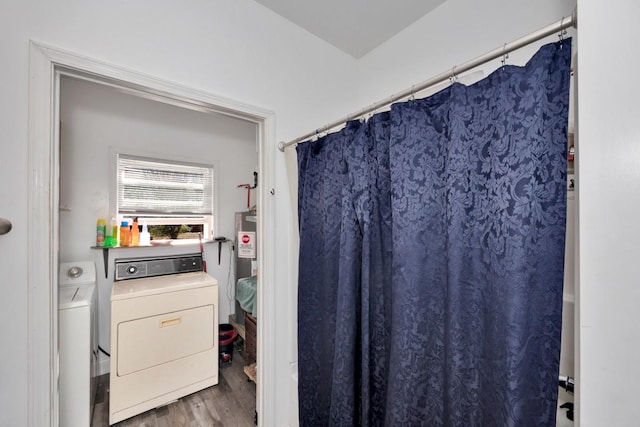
(27, 42), (276, 427)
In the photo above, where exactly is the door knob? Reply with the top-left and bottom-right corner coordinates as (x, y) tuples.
(0, 218), (12, 235)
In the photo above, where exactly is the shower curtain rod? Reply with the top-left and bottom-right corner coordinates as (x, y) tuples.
(278, 9), (577, 152)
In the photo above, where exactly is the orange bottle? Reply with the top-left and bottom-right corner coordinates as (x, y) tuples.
(119, 221), (131, 247)
(131, 217), (140, 246)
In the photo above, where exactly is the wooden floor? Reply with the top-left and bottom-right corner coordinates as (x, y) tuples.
(92, 345), (256, 427)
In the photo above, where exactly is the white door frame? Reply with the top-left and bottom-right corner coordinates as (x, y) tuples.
(28, 41), (277, 427)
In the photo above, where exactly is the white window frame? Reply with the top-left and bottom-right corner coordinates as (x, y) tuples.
(113, 151), (216, 241)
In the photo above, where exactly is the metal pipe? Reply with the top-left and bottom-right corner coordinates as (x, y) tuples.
(279, 9), (577, 152)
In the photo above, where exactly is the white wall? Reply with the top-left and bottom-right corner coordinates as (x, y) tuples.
(576, 1), (640, 425)
(59, 76), (258, 373)
(357, 0), (577, 107)
(0, 1), (359, 425)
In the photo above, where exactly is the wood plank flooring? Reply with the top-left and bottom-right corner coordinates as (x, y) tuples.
(92, 345), (256, 427)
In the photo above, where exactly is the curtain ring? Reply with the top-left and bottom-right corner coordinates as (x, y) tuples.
(409, 85), (416, 101)
(501, 43), (509, 68)
(450, 66), (458, 84)
(558, 16), (566, 45)
(359, 107), (366, 123)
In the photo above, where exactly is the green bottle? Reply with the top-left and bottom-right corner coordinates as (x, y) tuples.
(105, 217), (118, 247)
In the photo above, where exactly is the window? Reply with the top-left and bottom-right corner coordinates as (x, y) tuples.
(117, 153), (214, 241)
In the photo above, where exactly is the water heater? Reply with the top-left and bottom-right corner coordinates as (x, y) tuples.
(234, 210), (257, 325)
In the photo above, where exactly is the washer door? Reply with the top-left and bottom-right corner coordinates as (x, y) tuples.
(116, 304), (214, 376)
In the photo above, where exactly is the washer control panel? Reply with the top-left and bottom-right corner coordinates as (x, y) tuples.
(59, 261), (97, 286)
(114, 254), (203, 281)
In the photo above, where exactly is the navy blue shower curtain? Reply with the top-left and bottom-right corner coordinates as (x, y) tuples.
(297, 39), (571, 426)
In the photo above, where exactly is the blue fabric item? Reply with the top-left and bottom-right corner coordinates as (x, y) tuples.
(297, 39), (571, 426)
(236, 275), (257, 317)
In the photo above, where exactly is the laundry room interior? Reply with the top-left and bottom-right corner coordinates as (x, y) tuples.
(58, 74), (259, 425)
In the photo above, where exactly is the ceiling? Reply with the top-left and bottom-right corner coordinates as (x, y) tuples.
(254, 0), (447, 58)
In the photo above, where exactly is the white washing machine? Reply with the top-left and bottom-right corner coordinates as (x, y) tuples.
(109, 254), (218, 425)
(59, 261), (98, 427)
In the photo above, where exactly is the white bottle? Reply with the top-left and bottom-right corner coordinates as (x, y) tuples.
(139, 222), (151, 246)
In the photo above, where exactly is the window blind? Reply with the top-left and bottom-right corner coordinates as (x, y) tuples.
(117, 154), (214, 215)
